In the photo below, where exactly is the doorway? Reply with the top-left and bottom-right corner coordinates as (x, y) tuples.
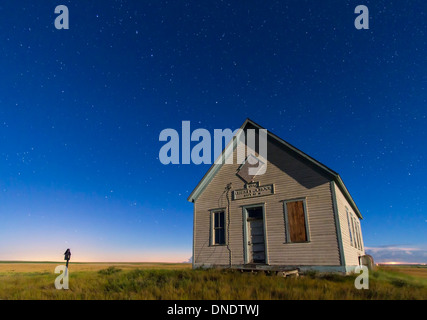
(244, 205), (266, 264)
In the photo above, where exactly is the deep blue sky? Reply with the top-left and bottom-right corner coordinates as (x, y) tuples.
(0, 1), (425, 263)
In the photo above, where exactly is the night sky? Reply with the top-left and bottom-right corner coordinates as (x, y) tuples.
(0, 1), (425, 263)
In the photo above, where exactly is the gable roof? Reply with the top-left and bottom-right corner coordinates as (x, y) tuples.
(187, 118), (363, 219)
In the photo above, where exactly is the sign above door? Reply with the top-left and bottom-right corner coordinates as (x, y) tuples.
(232, 182), (275, 200)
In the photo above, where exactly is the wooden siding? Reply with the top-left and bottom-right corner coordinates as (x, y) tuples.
(333, 182), (365, 266)
(193, 134), (341, 267)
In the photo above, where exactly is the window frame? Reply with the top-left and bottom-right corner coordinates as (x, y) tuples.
(356, 221), (363, 251)
(350, 216), (359, 249)
(346, 207), (354, 247)
(346, 206), (363, 250)
(210, 209), (226, 246)
(283, 198), (310, 243)
(355, 220), (362, 250)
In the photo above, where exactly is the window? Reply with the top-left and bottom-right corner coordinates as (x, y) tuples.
(284, 199), (309, 243)
(353, 217), (360, 249)
(355, 221), (362, 250)
(350, 215), (357, 248)
(346, 207), (353, 246)
(347, 207), (363, 250)
(212, 211), (226, 245)
(247, 207), (263, 220)
(357, 222), (363, 250)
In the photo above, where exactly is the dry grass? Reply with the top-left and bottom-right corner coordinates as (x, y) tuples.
(0, 262), (425, 300)
(0, 262), (191, 274)
(379, 266), (427, 279)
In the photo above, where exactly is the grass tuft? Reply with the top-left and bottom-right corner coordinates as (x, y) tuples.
(98, 267), (122, 276)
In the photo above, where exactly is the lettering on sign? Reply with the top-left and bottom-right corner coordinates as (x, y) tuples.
(232, 182), (274, 200)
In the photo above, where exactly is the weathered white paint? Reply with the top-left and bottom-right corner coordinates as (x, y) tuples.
(190, 119), (364, 272)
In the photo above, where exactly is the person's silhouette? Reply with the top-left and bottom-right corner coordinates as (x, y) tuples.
(64, 249), (71, 268)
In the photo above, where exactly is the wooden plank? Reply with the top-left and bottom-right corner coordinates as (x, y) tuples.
(250, 228), (264, 237)
(251, 235), (264, 243)
(252, 244), (265, 252)
(253, 253), (265, 261)
(287, 201), (307, 242)
(248, 217), (265, 264)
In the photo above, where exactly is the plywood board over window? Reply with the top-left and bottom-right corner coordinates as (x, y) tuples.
(284, 199), (310, 243)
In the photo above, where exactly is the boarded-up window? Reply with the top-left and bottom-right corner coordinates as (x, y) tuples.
(212, 211), (225, 245)
(285, 200), (308, 243)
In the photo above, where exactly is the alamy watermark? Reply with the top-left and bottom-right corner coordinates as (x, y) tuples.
(54, 265), (69, 290)
(158, 121), (268, 175)
(52, 5), (370, 31)
(54, 5), (69, 30)
(354, 5), (369, 30)
(354, 265), (369, 289)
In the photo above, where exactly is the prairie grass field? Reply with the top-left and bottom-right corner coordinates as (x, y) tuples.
(0, 262), (425, 300)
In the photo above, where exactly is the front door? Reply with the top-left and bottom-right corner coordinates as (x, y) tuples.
(246, 206), (265, 264)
